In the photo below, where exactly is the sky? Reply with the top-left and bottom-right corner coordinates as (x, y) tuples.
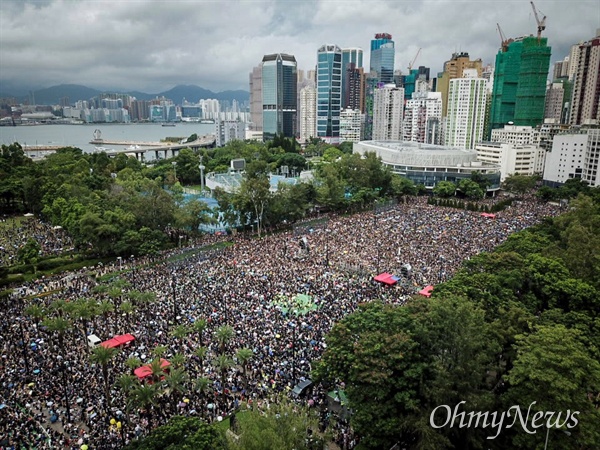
(1, 0), (599, 95)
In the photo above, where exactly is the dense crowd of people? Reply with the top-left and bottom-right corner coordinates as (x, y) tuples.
(0, 195), (561, 449)
(0, 216), (74, 267)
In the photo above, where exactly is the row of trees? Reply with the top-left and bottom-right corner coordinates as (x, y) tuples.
(314, 193), (600, 449)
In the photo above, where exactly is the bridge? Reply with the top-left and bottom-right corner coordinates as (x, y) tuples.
(102, 135), (216, 161)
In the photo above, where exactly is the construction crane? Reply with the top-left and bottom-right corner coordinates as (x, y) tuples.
(408, 48), (422, 72)
(496, 23), (512, 52)
(530, 1), (547, 41)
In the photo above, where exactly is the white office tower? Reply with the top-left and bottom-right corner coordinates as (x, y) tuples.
(445, 70), (487, 149)
(403, 91), (443, 144)
(476, 142), (545, 182)
(372, 84), (404, 140)
(299, 85), (317, 143)
(339, 108), (363, 142)
(491, 124), (539, 146)
(215, 120), (246, 147)
(543, 129), (600, 187)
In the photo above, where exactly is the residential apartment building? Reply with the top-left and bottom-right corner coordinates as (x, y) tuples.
(372, 84), (404, 141)
(445, 72), (487, 149)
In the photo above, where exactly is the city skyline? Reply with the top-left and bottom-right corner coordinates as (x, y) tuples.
(1, 0), (598, 94)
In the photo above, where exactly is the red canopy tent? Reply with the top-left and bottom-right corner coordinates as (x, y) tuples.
(100, 333), (136, 349)
(418, 285), (434, 297)
(374, 272), (399, 285)
(134, 358), (171, 380)
(480, 213), (496, 219)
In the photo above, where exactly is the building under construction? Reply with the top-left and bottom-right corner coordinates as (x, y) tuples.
(488, 35), (551, 136)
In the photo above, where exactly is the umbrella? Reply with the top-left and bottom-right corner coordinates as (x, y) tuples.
(24, 213), (34, 217)
(81, 445), (88, 450)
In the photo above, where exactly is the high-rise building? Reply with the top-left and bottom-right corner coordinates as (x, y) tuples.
(370, 33), (395, 84)
(299, 84), (317, 143)
(342, 48), (363, 109)
(372, 84), (404, 140)
(543, 128), (600, 187)
(404, 91), (443, 144)
(545, 80), (572, 124)
(401, 66), (431, 101)
(363, 73), (380, 140)
(261, 53), (297, 140)
(344, 63), (365, 112)
(568, 30), (600, 126)
(476, 142), (545, 182)
(445, 71), (487, 150)
(339, 108), (363, 142)
(436, 52), (483, 118)
(491, 124), (538, 146)
(316, 44), (342, 144)
(215, 120), (246, 147)
(488, 36), (551, 135)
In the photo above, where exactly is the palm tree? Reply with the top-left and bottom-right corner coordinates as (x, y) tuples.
(42, 316), (73, 423)
(163, 367), (189, 410)
(24, 304), (45, 325)
(119, 301), (135, 327)
(125, 356), (142, 373)
(192, 318), (207, 345)
(108, 286), (123, 308)
(215, 325), (235, 355)
(170, 324), (190, 353)
(235, 348), (254, 388)
(97, 299), (114, 322)
(152, 345), (168, 359)
(170, 352), (186, 369)
(214, 354), (234, 396)
(116, 374), (138, 397)
(149, 357), (167, 384)
(71, 298), (98, 344)
(129, 383), (158, 418)
(90, 345), (119, 411)
(194, 346), (208, 375)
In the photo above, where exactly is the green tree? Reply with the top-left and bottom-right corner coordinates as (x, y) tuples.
(17, 238), (41, 270)
(458, 178), (485, 199)
(214, 325), (235, 355)
(502, 174), (537, 195)
(433, 181), (457, 198)
(122, 415), (225, 450)
(90, 345), (119, 411)
(503, 325), (600, 449)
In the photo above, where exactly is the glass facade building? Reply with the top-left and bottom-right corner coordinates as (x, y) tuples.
(316, 44), (342, 144)
(262, 53), (297, 140)
(370, 33), (395, 84)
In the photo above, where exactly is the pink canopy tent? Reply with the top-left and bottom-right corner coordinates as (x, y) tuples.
(100, 333), (135, 349)
(134, 358), (171, 380)
(418, 285), (434, 298)
(374, 272), (399, 286)
(480, 213), (496, 219)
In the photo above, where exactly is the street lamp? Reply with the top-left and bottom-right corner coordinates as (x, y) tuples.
(171, 274), (177, 323)
(117, 256), (122, 270)
(130, 255), (136, 288)
(172, 161), (177, 181)
(544, 428), (571, 450)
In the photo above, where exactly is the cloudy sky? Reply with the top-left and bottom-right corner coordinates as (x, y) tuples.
(1, 0), (598, 94)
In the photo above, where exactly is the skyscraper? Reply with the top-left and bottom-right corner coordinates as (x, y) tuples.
(249, 65), (263, 131)
(299, 84), (317, 143)
(372, 84), (404, 141)
(341, 48), (363, 108)
(488, 36), (551, 134)
(436, 52), (483, 117)
(569, 30), (600, 126)
(261, 53), (297, 140)
(445, 71), (487, 150)
(344, 63), (365, 112)
(404, 91), (443, 144)
(370, 33), (395, 84)
(316, 44), (342, 144)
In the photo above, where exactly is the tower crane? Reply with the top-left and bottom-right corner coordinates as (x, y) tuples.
(408, 48), (422, 72)
(530, 1), (547, 42)
(496, 23), (512, 52)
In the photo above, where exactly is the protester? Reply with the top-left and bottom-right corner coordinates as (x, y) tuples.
(0, 195), (560, 449)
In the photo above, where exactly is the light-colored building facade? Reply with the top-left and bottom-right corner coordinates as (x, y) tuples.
(249, 65), (263, 131)
(490, 124), (538, 146)
(543, 128), (600, 187)
(354, 140), (501, 191)
(475, 142), (545, 182)
(339, 108), (363, 142)
(436, 52), (483, 118)
(299, 85), (317, 143)
(569, 31), (600, 126)
(372, 84), (404, 141)
(445, 72), (487, 149)
(215, 120), (246, 147)
(403, 91), (443, 144)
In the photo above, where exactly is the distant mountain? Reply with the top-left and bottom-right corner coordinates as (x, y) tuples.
(2, 84), (249, 106)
